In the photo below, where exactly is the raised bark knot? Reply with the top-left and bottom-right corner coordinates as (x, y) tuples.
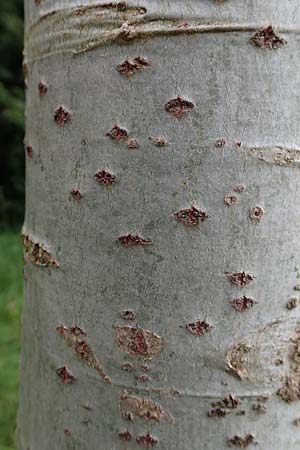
(115, 325), (163, 358)
(165, 96), (194, 118)
(224, 194), (238, 206)
(94, 170), (116, 186)
(116, 57), (150, 76)
(54, 105), (71, 126)
(225, 271), (255, 287)
(229, 296), (257, 312)
(174, 206), (208, 226)
(249, 206), (264, 222)
(250, 25), (287, 49)
(118, 234), (152, 246)
(184, 320), (213, 336)
(227, 434), (256, 448)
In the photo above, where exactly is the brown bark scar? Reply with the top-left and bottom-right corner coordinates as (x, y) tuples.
(120, 390), (175, 424)
(70, 189), (83, 200)
(56, 366), (76, 384)
(56, 325), (111, 384)
(174, 206), (209, 226)
(118, 234), (152, 246)
(115, 325), (163, 358)
(22, 234), (59, 268)
(165, 96), (194, 118)
(208, 394), (241, 418)
(226, 343), (252, 380)
(225, 271), (255, 287)
(229, 296), (257, 312)
(184, 320), (213, 336)
(106, 125), (128, 141)
(136, 433), (159, 447)
(250, 25), (287, 49)
(94, 170), (116, 186)
(150, 136), (168, 147)
(227, 434), (256, 448)
(54, 105), (71, 126)
(38, 80), (48, 96)
(116, 57), (150, 76)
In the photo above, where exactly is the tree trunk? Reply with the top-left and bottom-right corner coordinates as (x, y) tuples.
(18, 1), (300, 448)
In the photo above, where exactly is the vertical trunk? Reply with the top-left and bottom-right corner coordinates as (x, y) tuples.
(19, 1), (300, 449)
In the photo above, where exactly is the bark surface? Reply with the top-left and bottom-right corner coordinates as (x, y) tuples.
(19, 1), (300, 449)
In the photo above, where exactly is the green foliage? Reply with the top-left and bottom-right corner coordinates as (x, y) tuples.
(0, 0), (25, 229)
(0, 233), (23, 450)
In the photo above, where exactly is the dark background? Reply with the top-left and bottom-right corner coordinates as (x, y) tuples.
(0, 0), (24, 230)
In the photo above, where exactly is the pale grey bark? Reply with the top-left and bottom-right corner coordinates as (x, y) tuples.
(18, 1), (300, 449)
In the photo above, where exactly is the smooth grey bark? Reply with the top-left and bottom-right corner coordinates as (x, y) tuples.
(19, 1), (300, 449)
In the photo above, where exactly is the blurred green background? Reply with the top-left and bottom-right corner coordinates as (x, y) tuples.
(0, 0), (24, 449)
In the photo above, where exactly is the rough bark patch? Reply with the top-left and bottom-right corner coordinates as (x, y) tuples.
(229, 296), (257, 312)
(226, 343), (252, 380)
(278, 325), (300, 402)
(56, 366), (76, 384)
(22, 234), (59, 268)
(54, 105), (71, 126)
(165, 96), (194, 118)
(94, 170), (116, 186)
(120, 391), (174, 423)
(57, 325), (111, 383)
(106, 125), (128, 141)
(185, 320), (213, 336)
(115, 325), (163, 358)
(118, 234), (152, 246)
(227, 434), (256, 448)
(250, 147), (300, 166)
(234, 184), (246, 193)
(116, 57), (150, 76)
(136, 433), (159, 447)
(150, 136), (168, 147)
(225, 271), (255, 287)
(250, 26), (287, 49)
(174, 206), (208, 226)
(127, 138), (139, 149)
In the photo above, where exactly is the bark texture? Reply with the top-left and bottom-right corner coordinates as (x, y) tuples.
(19, 1), (300, 449)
